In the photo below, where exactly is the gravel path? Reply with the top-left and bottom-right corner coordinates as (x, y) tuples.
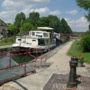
(0, 41), (89, 90)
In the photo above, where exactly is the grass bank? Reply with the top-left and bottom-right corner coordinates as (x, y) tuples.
(68, 40), (90, 64)
(0, 37), (15, 46)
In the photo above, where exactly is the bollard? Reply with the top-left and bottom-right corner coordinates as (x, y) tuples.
(67, 57), (78, 88)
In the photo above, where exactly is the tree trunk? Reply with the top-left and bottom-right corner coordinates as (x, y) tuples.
(89, 24), (90, 31)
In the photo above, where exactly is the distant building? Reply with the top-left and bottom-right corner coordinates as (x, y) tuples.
(0, 19), (8, 39)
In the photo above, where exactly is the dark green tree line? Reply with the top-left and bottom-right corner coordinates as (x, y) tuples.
(8, 12), (72, 36)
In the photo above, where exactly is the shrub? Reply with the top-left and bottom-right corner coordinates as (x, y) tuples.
(81, 33), (90, 52)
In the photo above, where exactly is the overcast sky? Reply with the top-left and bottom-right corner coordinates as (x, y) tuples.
(0, 0), (89, 32)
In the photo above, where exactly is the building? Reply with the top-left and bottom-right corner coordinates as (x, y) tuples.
(0, 19), (8, 39)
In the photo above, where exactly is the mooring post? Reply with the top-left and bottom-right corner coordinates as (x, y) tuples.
(67, 57), (78, 89)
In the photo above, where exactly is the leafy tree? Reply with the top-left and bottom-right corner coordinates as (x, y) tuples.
(85, 10), (90, 31)
(20, 22), (33, 35)
(60, 18), (72, 34)
(29, 12), (40, 27)
(38, 15), (61, 33)
(38, 17), (49, 26)
(47, 15), (61, 33)
(12, 12), (72, 35)
(76, 0), (90, 10)
(14, 12), (26, 31)
(81, 32), (90, 52)
(8, 23), (17, 35)
(76, 0), (90, 31)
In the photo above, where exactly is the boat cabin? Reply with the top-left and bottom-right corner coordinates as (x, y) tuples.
(12, 27), (56, 52)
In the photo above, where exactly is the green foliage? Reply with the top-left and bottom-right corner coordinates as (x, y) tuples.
(48, 15), (61, 33)
(68, 40), (90, 64)
(14, 12), (26, 30)
(68, 40), (82, 56)
(85, 10), (90, 31)
(80, 33), (90, 52)
(60, 18), (72, 34)
(29, 12), (40, 27)
(38, 17), (49, 26)
(8, 23), (18, 35)
(76, 0), (90, 31)
(76, 0), (90, 10)
(20, 22), (33, 34)
(0, 37), (15, 46)
(9, 12), (72, 36)
(38, 15), (61, 33)
(38, 15), (72, 33)
(85, 11), (90, 22)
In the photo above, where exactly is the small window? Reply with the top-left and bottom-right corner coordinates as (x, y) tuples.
(38, 39), (45, 46)
(32, 32), (35, 36)
(32, 40), (36, 41)
(43, 33), (48, 37)
(36, 35), (42, 37)
(18, 39), (21, 41)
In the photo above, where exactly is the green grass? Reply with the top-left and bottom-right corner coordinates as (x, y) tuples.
(0, 37), (15, 46)
(68, 40), (90, 64)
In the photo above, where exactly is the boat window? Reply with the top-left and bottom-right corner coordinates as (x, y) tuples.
(32, 40), (36, 41)
(43, 33), (48, 37)
(38, 39), (45, 46)
(36, 35), (42, 38)
(36, 32), (41, 34)
(32, 32), (35, 36)
(18, 39), (21, 41)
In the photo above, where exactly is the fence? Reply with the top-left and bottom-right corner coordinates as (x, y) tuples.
(0, 45), (62, 85)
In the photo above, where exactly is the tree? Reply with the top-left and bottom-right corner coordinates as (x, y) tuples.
(47, 15), (61, 33)
(38, 15), (61, 33)
(60, 18), (72, 34)
(20, 22), (33, 35)
(76, 0), (90, 10)
(14, 12), (26, 31)
(85, 10), (90, 31)
(38, 17), (49, 26)
(81, 32), (90, 52)
(29, 12), (40, 27)
(8, 23), (17, 35)
(76, 0), (90, 31)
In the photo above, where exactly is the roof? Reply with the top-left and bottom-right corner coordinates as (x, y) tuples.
(37, 27), (54, 31)
(0, 19), (7, 26)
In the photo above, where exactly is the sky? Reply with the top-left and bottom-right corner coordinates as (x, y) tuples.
(0, 0), (89, 32)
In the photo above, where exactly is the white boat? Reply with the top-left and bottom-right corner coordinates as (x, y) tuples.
(12, 27), (56, 53)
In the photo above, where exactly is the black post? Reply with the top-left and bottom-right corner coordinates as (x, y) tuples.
(67, 57), (78, 88)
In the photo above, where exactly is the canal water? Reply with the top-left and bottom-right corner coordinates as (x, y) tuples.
(0, 45), (59, 83)
(0, 48), (38, 82)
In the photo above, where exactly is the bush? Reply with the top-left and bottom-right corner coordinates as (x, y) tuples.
(81, 33), (90, 52)
(0, 37), (15, 46)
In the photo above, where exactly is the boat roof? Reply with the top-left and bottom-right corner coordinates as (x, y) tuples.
(37, 27), (54, 31)
(30, 30), (48, 33)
